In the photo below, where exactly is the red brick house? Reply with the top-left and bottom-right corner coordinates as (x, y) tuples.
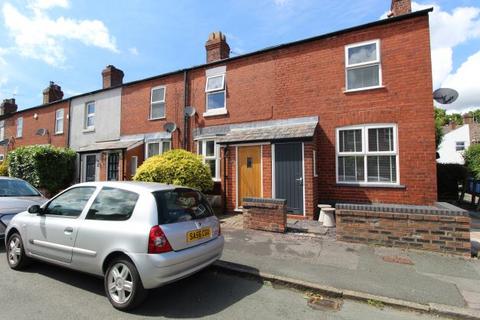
(0, 82), (69, 159)
(120, 0), (436, 218)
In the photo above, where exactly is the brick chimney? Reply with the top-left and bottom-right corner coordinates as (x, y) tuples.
(463, 114), (474, 125)
(101, 65), (124, 89)
(388, 0), (412, 17)
(0, 98), (17, 115)
(205, 31), (230, 63)
(42, 82), (64, 104)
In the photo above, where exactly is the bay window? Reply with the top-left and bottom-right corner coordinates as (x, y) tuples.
(337, 124), (398, 184)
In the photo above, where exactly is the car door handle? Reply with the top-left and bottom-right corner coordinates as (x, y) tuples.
(64, 227), (73, 235)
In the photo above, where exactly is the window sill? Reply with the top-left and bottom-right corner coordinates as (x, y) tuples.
(336, 183), (405, 189)
(83, 128), (95, 133)
(149, 117), (166, 121)
(203, 109), (228, 117)
(344, 85), (385, 93)
(15, 136), (22, 139)
(54, 132), (64, 136)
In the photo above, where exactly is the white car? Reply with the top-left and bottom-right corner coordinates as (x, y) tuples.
(5, 181), (224, 310)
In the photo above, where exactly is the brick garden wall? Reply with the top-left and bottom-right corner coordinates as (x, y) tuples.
(243, 198), (287, 233)
(336, 203), (471, 257)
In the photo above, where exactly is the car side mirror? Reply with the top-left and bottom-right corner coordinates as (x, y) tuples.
(28, 205), (42, 215)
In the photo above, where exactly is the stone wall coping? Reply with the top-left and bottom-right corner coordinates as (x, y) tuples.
(243, 198), (287, 205)
(335, 202), (468, 216)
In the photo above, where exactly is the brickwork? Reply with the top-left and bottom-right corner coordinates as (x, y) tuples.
(243, 198), (287, 233)
(336, 204), (471, 257)
(125, 144), (145, 180)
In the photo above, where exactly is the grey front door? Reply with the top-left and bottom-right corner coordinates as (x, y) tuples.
(275, 143), (304, 215)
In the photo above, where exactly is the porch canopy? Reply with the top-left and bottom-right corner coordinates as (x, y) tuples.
(76, 139), (143, 153)
(194, 116), (318, 144)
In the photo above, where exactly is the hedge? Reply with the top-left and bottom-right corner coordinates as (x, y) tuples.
(8, 145), (76, 195)
(0, 161), (8, 176)
(133, 149), (214, 192)
(464, 144), (480, 179)
(437, 163), (468, 200)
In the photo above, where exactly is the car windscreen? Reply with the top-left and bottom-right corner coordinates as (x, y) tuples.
(153, 188), (214, 225)
(0, 179), (40, 197)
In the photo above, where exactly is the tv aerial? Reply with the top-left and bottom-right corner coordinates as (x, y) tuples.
(433, 88), (459, 105)
(164, 122), (177, 133)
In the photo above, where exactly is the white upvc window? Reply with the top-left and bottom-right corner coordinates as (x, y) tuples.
(150, 86), (166, 120)
(85, 101), (95, 130)
(205, 74), (226, 114)
(55, 109), (64, 134)
(456, 141), (465, 152)
(0, 121), (4, 140)
(336, 124), (398, 185)
(131, 156), (138, 176)
(313, 150), (318, 177)
(16, 117), (23, 138)
(197, 139), (220, 180)
(345, 40), (382, 91)
(0, 154), (4, 162)
(146, 140), (171, 158)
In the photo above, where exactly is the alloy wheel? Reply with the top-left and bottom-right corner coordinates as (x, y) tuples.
(8, 236), (22, 266)
(107, 263), (134, 304)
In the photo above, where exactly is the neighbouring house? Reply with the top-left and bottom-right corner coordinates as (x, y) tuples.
(0, 83), (69, 160)
(0, 0), (437, 220)
(437, 114), (480, 165)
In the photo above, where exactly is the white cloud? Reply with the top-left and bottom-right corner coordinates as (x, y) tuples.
(128, 47), (139, 56)
(2, 1), (118, 66)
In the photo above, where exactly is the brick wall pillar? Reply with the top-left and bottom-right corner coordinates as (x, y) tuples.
(243, 198), (287, 233)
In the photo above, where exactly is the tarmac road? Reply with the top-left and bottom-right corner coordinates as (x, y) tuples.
(0, 244), (448, 320)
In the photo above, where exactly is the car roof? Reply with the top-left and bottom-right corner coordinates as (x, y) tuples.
(0, 176), (26, 181)
(72, 181), (187, 193)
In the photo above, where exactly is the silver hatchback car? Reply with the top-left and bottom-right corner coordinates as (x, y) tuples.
(5, 181), (224, 310)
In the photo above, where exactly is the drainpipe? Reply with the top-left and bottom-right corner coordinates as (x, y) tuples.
(223, 146), (229, 214)
(183, 70), (189, 150)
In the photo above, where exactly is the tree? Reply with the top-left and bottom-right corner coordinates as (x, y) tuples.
(446, 113), (463, 126)
(434, 107), (448, 126)
(464, 144), (480, 179)
(133, 149), (214, 192)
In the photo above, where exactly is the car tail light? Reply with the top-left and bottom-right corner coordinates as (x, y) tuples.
(148, 225), (173, 254)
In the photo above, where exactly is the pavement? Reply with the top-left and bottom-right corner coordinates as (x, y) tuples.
(218, 215), (480, 319)
(0, 245), (449, 320)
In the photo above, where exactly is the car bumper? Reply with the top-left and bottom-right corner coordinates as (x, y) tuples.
(130, 235), (224, 289)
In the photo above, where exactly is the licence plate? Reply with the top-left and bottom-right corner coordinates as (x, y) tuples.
(186, 228), (212, 243)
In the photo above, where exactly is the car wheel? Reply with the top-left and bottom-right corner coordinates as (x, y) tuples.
(6, 233), (31, 270)
(104, 258), (148, 311)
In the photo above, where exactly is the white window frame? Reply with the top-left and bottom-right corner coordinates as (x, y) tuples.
(16, 117), (23, 138)
(0, 154), (4, 162)
(0, 121), (4, 140)
(55, 109), (64, 134)
(85, 101), (95, 130)
(145, 140), (171, 158)
(336, 123), (399, 185)
(150, 86), (166, 120)
(456, 141), (466, 152)
(204, 74), (227, 116)
(313, 150), (318, 177)
(131, 156), (138, 176)
(345, 39), (382, 92)
(197, 139), (221, 181)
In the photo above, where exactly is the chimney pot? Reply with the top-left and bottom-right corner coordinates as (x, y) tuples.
(390, 0), (411, 17)
(42, 82), (64, 104)
(101, 65), (124, 89)
(205, 31), (230, 63)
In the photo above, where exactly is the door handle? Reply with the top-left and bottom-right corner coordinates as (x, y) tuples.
(296, 177), (303, 182)
(64, 227), (73, 235)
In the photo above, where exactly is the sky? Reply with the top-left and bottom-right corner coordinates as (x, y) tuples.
(0, 0), (479, 114)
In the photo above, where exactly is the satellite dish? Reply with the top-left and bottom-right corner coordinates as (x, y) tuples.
(185, 106), (196, 117)
(35, 128), (48, 136)
(164, 122), (177, 133)
(433, 88), (459, 105)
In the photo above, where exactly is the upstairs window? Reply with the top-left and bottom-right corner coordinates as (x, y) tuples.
(146, 140), (171, 158)
(345, 40), (381, 91)
(205, 74), (226, 113)
(0, 121), (4, 140)
(85, 102), (95, 130)
(337, 124), (398, 184)
(150, 86), (166, 120)
(197, 139), (220, 180)
(456, 141), (466, 151)
(16, 117), (23, 138)
(55, 109), (64, 134)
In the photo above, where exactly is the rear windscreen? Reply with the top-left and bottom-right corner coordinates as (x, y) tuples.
(153, 188), (214, 225)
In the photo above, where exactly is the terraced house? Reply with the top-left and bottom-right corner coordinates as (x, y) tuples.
(0, 0), (436, 219)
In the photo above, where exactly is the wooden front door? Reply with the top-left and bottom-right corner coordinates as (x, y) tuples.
(238, 146), (261, 207)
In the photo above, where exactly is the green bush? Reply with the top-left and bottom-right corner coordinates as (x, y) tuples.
(8, 145), (76, 195)
(437, 163), (468, 200)
(133, 149), (214, 192)
(464, 144), (480, 179)
(0, 161), (8, 176)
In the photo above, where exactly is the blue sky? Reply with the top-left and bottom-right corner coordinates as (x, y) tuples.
(0, 0), (479, 113)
